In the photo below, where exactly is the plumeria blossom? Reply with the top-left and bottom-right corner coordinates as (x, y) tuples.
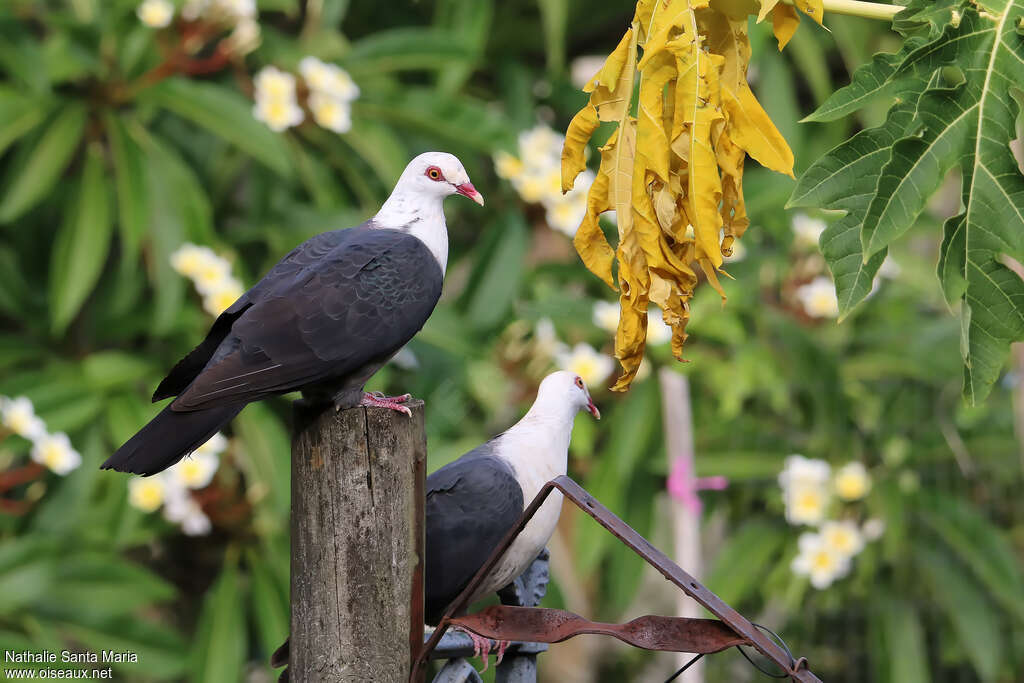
(308, 93), (353, 134)
(646, 310), (672, 346)
(1, 396), (47, 441)
(30, 432), (81, 476)
(862, 518), (886, 541)
(791, 213), (827, 249)
(299, 57), (360, 101)
(820, 520), (865, 559)
(137, 0), (174, 28)
(833, 462), (871, 501)
(163, 493), (213, 536)
(555, 343), (614, 387)
(779, 455), (832, 526)
(128, 475), (176, 513)
(795, 276), (839, 319)
(253, 66), (303, 132)
(167, 452), (220, 490)
(170, 243), (245, 317)
(592, 301), (620, 334)
(495, 124), (595, 237)
(792, 531), (850, 589)
(532, 318), (566, 361)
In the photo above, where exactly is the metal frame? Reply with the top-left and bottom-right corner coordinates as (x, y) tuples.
(412, 475), (821, 682)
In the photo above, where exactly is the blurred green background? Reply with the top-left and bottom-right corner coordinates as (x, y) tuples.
(0, 1), (1022, 681)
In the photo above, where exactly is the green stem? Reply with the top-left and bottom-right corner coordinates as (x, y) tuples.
(783, 0), (902, 21)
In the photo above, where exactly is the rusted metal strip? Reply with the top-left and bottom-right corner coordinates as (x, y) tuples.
(411, 475), (821, 682)
(449, 606), (747, 653)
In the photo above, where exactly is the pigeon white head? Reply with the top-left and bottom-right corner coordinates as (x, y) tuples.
(374, 152), (482, 273)
(392, 151), (484, 206)
(537, 370), (601, 419)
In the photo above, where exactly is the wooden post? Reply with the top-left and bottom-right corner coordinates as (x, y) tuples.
(290, 401), (427, 682)
(659, 369), (704, 683)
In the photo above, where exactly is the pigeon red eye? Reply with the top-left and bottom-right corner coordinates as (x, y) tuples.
(575, 377), (583, 388)
(426, 166), (443, 181)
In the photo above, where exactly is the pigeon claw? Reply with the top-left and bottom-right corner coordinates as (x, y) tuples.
(360, 392), (413, 416)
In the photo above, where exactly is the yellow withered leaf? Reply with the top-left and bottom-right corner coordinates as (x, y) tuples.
(586, 29), (637, 122)
(772, 4), (801, 50)
(756, 0), (781, 23)
(574, 171), (617, 289)
(562, 102), (599, 192)
(793, 0), (824, 25)
(704, 12), (794, 176)
(559, 0), (817, 390)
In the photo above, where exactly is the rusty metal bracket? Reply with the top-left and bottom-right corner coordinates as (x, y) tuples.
(411, 475), (821, 682)
(449, 606), (746, 653)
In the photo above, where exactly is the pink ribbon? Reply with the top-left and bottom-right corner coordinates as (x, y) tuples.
(667, 457), (727, 516)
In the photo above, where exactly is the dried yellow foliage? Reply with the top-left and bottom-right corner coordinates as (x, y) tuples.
(562, 0), (820, 390)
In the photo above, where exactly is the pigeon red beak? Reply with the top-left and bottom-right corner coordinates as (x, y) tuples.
(587, 397), (601, 420)
(456, 182), (484, 206)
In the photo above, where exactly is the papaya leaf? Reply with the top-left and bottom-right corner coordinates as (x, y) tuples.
(793, 1), (1024, 402)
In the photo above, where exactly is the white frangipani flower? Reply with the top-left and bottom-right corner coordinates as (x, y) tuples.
(299, 57), (360, 101)
(1, 396), (47, 441)
(820, 520), (865, 559)
(214, 0), (256, 20)
(834, 461), (871, 501)
(202, 278), (244, 316)
(779, 455), (832, 527)
(253, 95), (304, 132)
(163, 493), (213, 536)
(532, 318), (566, 361)
(592, 301), (620, 333)
(791, 213), (827, 249)
(570, 55), (606, 89)
(791, 531), (850, 589)
(308, 93), (353, 134)
(646, 310), (672, 346)
(225, 17), (261, 55)
(30, 432), (81, 475)
(493, 151), (524, 181)
(167, 452), (220, 490)
(195, 432), (229, 457)
(795, 276), (839, 319)
(862, 518), (886, 541)
(137, 0), (174, 28)
(555, 343), (613, 387)
(181, 0), (209, 21)
(129, 475), (176, 513)
(545, 197), (587, 236)
(517, 125), (564, 170)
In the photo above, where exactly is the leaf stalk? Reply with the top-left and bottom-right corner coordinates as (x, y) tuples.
(782, 0), (901, 21)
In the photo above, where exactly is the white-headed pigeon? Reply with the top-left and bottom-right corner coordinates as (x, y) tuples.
(271, 371), (599, 677)
(103, 152), (483, 476)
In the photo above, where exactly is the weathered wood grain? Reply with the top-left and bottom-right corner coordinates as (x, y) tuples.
(290, 401), (426, 682)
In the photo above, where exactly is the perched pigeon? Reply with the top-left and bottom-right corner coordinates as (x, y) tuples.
(271, 371), (599, 678)
(103, 152), (482, 476)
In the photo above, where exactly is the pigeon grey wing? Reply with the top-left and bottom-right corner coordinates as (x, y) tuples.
(172, 229), (443, 411)
(424, 454), (523, 625)
(151, 228), (361, 402)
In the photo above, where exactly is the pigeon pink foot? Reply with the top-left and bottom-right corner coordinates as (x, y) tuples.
(359, 392), (413, 416)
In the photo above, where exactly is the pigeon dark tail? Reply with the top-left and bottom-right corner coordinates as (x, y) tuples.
(101, 403), (243, 476)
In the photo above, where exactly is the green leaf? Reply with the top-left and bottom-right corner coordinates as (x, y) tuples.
(704, 521), (787, 606)
(872, 597), (930, 683)
(790, 103), (919, 316)
(461, 213), (528, 330)
(918, 491), (1024, 623)
(868, 7), (1024, 401)
(191, 554), (246, 683)
(346, 28), (475, 72)
(234, 402), (291, 523)
(434, 0), (493, 92)
(916, 544), (1003, 682)
(104, 112), (150, 261)
(0, 89), (53, 157)
(359, 87), (513, 151)
(537, 0), (569, 72)
(802, 49), (909, 123)
(49, 142), (113, 333)
(247, 547), (290, 659)
(139, 78), (292, 177)
(0, 103), (86, 223)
